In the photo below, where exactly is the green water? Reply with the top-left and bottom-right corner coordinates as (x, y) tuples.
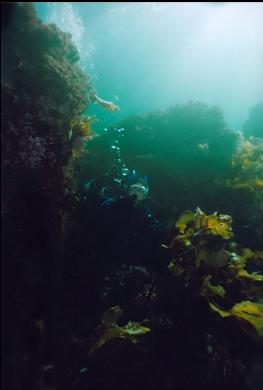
(35, 2), (263, 131)
(2, 3), (263, 390)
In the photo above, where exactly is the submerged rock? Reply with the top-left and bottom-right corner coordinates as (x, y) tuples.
(1, 3), (93, 389)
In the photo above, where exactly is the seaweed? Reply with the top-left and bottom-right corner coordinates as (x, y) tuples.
(243, 103), (263, 138)
(1, 3), (93, 389)
(224, 135), (263, 193)
(165, 208), (263, 342)
(89, 306), (150, 354)
(209, 301), (263, 342)
(2, 4), (263, 390)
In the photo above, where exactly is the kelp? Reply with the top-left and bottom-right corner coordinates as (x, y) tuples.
(237, 269), (263, 282)
(196, 247), (231, 268)
(175, 210), (195, 234)
(209, 301), (263, 341)
(168, 260), (185, 278)
(165, 208), (263, 341)
(165, 207), (234, 276)
(174, 207), (233, 244)
(69, 115), (98, 160)
(90, 306), (150, 354)
(224, 135), (263, 193)
(201, 275), (226, 298)
(228, 247), (263, 281)
(70, 116), (97, 140)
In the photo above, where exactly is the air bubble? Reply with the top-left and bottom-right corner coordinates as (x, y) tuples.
(122, 168), (129, 176)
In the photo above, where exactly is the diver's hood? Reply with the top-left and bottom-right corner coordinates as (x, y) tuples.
(127, 170), (148, 187)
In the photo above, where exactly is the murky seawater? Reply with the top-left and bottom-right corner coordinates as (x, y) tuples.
(2, 3), (263, 390)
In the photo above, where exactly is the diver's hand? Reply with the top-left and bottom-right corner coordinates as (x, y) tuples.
(91, 92), (120, 112)
(106, 102), (120, 112)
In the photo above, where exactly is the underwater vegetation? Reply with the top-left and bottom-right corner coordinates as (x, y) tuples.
(209, 301), (263, 341)
(81, 100), (263, 246)
(165, 207), (263, 342)
(64, 101), (262, 390)
(243, 103), (263, 139)
(82, 101), (239, 209)
(1, 3), (93, 389)
(224, 134), (263, 193)
(173, 206), (233, 242)
(2, 3), (263, 390)
(2, 2), (92, 205)
(70, 115), (98, 160)
(89, 306), (150, 354)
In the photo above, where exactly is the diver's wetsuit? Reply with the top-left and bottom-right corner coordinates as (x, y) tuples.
(97, 193), (165, 269)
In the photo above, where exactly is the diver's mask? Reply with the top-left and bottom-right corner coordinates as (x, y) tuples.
(129, 183), (149, 201)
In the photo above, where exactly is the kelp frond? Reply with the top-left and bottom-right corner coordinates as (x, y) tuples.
(90, 306), (150, 354)
(209, 300), (263, 341)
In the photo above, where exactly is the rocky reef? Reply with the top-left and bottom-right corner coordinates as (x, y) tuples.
(1, 3), (92, 389)
(62, 103), (262, 390)
(80, 101), (263, 247)
(243, 103), (263, 138)
(2, 4), (263, 390)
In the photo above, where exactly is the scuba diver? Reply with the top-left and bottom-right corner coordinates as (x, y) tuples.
(99, 169), (149, 205)
(83, 168), (151, 213)
(82, 167), (165, 268)
(79, 126), (166, 268)
(82, 126), (149, 208)
(126, 169), (149, 202)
